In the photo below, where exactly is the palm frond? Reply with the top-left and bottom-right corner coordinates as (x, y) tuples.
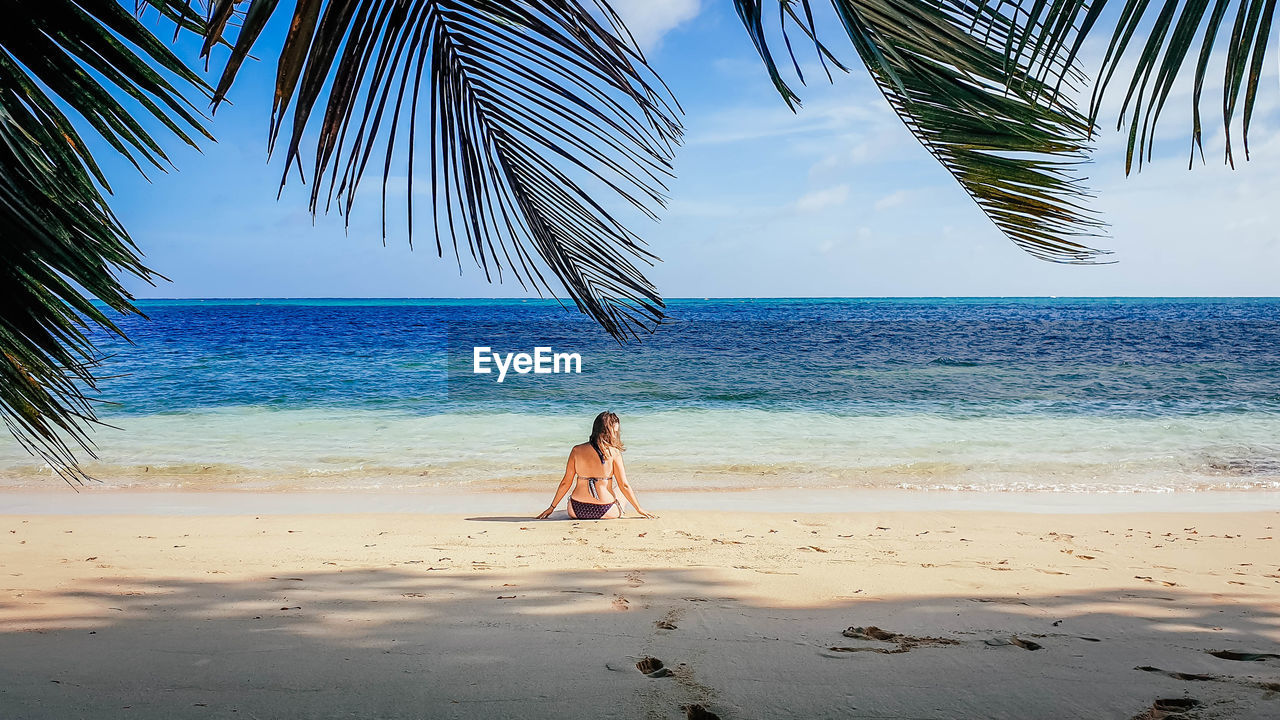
(978, 0), (1277, 172)
(736, 0), (1108, 262)
(187, 0), (684, 338)
(135, 0), (214, 39)
(0, 0), (210, 482)
(1091, 0), (1277, 171)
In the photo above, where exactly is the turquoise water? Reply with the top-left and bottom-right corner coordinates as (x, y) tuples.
(2, 298), (1278, 492)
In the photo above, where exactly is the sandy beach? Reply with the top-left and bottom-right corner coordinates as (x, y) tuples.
(2, 503), (1277, 719)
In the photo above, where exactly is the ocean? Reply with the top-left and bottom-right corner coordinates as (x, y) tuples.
(2, 298), (1279, 494)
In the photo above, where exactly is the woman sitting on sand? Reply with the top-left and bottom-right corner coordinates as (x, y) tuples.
(536, 412), (655, 520)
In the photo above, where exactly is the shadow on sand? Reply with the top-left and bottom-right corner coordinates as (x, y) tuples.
(2, 564), (1279, 719)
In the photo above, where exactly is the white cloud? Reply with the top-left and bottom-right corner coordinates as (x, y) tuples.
(793, 184), (849, 212)
(690, 93), (901, 147)
(608, 0), (701, 51)
(874, 189), (910, 211)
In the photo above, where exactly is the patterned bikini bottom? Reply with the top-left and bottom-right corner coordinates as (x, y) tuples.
(570, 498), (617, 519)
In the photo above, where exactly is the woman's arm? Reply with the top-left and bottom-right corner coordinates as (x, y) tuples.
(612, 452), (655, 518)
(536, 452), (575, 519)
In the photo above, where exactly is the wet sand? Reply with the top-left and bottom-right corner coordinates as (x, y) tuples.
(1, 507), (1278, 718)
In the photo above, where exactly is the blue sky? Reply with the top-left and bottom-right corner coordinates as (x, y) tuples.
(106, 1), (1280, 299)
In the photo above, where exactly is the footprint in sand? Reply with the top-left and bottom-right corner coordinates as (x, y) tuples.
(833, 626), (961, 654)
(1136, 666), (1215, 681)
(682, 703), (720, 720)
(1129, 697), (1201, 720)
(635, 656), (672, 678)
(1207, 649), (1280, 662)
(825, 645), (909, 656)
(654, 607), (683, 630)
(844, 626), (900, 642)
(612, 595), (630, 611)
(626, 571), (644, 587)
(984, 636), (1043, 651)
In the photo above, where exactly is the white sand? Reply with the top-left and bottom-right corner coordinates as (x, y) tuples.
(1, 506), (1278, 719)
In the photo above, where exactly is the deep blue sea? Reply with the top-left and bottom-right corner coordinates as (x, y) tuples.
(2, 298), (1278, 492)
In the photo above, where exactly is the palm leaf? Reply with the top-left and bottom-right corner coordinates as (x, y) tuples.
(736, 0), (1108, 262)
(179, 0), (684, 338)
(972, 0), (1277, 172)
(1088, 0), (1277, 171)
(136, 0), (216, 39)
(0, 0), (210, 482)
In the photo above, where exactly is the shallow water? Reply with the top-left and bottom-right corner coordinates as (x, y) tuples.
(3, 298), (1279, 493)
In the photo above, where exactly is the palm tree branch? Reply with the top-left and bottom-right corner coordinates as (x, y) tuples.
(189, 0), (683, 338)
(0, 0), (210, 482)
(980, 0), (1277, 172)
(736, 0), (1108, 261)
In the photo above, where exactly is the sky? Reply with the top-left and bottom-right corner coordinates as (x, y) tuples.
(101, 1), (1280, 300)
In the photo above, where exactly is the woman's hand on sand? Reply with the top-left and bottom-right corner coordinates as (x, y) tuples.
(535, 506), (555, 519)
(635, 508), (657, 519)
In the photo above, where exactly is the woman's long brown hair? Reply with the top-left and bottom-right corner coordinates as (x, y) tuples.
(589, 411), (623, 464)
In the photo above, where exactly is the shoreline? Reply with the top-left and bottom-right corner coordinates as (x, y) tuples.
(5, 487), (1280, 516)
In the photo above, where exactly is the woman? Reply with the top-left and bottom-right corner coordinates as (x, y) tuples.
(536, 412), (655, 520)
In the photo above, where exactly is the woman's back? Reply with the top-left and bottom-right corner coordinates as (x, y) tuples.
(572, 441), (613, 478)
(570, 442), (615, 502)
